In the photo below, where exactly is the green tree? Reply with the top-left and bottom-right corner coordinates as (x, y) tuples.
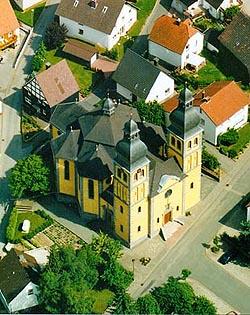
(44, 22), (68, 50)
(179, 268), (192, 280)
(202, 148), (220, 170)
(151, 276), (195, 314)
(114, 291), (137, 314)
(192, 296), (217, 315)
(136, 293), (161, 314)
(224, 5), (240, 22)
(32, 41), (46, 71)
(133, 100), (165, 126)
(8, 154), (50, 198)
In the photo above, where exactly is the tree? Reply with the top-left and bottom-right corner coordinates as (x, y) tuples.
(192, 296), (217, 315)
(8, 154), (50, 198)
(202, 148), (220, 170)
(32, 41), (46, 71)
(44, 22), (68, 50)
(114, 290), (137, 314)
(133, 100), (165, 126)
(224, 5), (240, 22)
(136, 294), (161, 314)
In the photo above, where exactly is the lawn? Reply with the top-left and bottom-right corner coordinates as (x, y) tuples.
(12, 1), (45, 27)
(15, 211), (47, 240)
(42, 48), (100, 95)
(85, 289), (114, 314)
(114, 0), (157, 59)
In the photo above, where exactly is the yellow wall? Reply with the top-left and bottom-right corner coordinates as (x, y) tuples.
(58, 159), (75, 196)
(130, 198), (148, 244)
(82, 178), (99, 215)
(114, 198), (129, 242)
(184, 167), (201, 210)
(51, 125), (60, 139)
(151, 177), (183, 235)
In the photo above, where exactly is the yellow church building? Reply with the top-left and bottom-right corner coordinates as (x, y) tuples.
(50, 86), (202, 248)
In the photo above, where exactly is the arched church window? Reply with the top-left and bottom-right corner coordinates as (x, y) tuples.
(188, 141), (192, 148)
(177, 140), (181, 150)
(165, 189), (172, 198)
(171, 136), (176, 146)
(194, 137), (198, 145)
(64, 160), (70, 180)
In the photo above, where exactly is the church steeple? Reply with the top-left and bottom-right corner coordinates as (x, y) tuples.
(102, 93), (115, 116)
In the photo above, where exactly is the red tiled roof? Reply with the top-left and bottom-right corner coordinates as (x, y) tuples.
(0, 0), (19, 36)
(162, 94), (179, 113)
(194, 81), (250, 126)
(149, 15), (198, 54)
(36, 60), (80, 107)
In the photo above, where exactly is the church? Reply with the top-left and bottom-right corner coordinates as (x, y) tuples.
(50, 86), (203, 248)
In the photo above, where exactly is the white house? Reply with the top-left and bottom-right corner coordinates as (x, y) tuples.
(171, 0), (241, 20)
(0, 250), (39, 313)
(56, 0), (137, 50)
(112, 49), (175, 103)
(148, 16), (205, 70)
(13, 0), (43, 11)
(193, 81), (249, 145)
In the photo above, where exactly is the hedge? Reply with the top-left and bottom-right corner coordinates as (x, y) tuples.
(6, 207), (18, 242)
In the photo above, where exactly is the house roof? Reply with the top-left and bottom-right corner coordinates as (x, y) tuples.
(0, 0), (19, 36)
(50, 100), (91, 132)
(205, 0), (224, 9)
(56, 0), (126, 35)
(149, 15), (198, 54)
(112, 49), (162, 99)
(0, 249), (31, 303)
(162, 94), (179, 113)
(52, 130), (82, 160)
(219, 12), (250, 71)
(36, 60), (79, 107)
(178, 0), (198, 6)
(63, 39), (98, 62)
(193, 81), (250, 126)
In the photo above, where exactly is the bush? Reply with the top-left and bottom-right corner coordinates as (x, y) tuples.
(44, 22), (68, 50)
(211, 246), (220, 253)
(202, 149), (220, 170)
(6, 207), (18, 242)
(103, 48), (119, 61)
(218, 129), (239, 146)
(219, 146), (227, 156)
(32, 41), (46, 72)
(133, 100), (165, 126)
(224, 5), (240, 22)
(228, 148), (238, 159)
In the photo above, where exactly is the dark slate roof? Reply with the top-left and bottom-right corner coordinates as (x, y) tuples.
(205, 0), (223, 9)
(101, 186), (114, 205)
(50, 100), (91, 132)
(56, 0), (126, 35)
(176, 0), (197, 6)
(112, 49), (161, 99)
(204, 29), (221, 48)
(0, 250), (31, 303)
(138, 122), (166, 158)
(219, 12), (250, 71)
(77, 142), (114, 179)
(51, 130), (82, 160)
(149, 156), (184, 197)
(78, 104), (140, 147)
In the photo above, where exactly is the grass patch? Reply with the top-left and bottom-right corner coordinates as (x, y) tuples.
(85, 289), (114, 314)
(21, 114), (42, 141)
(42, 47), (101, 96)
(12, 1), (45, 27)
(14, 211), (46, 240)
(114, 0), (157, 59)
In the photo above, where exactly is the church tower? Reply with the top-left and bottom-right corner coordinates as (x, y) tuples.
(167, 85), (203, 211)
(113, 119), (150, 248)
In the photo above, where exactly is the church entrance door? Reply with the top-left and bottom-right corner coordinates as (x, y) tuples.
(164, 211), (172, 224)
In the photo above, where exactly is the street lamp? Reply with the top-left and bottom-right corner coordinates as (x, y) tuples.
(132, 258), (135, 276)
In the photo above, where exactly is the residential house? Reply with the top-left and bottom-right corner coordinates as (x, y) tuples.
(171, 0), (241, 19)
(0, 249), (39, 313)
(0, 0), (19, 51)
(193, 81), (249, 145)
(50, 88), (203, 248)
(219, 12), (250, 84)
(148, 16), (205, 70)
(112, 49), (175, 103)
(23, 59), (80, 121)
(56, 0), (137, 50)
(13, 0), (43, 11)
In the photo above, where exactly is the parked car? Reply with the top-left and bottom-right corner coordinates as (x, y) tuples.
(218, 250), (237, 265)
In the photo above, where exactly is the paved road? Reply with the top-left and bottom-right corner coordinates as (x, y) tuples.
(0, 0), (59, 250)
(130, 146), (250, 313)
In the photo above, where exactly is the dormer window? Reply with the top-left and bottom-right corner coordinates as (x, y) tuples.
(73, 0), (79, 7)
(102, 6), (108, 13)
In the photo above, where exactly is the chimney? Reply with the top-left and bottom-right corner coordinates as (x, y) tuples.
(89, 0), (98, 9)
(45, 62), (51, 70)
(202, 91), (205, 100)
(176, 18), (181, 26)
(153, 57), (159, 66)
